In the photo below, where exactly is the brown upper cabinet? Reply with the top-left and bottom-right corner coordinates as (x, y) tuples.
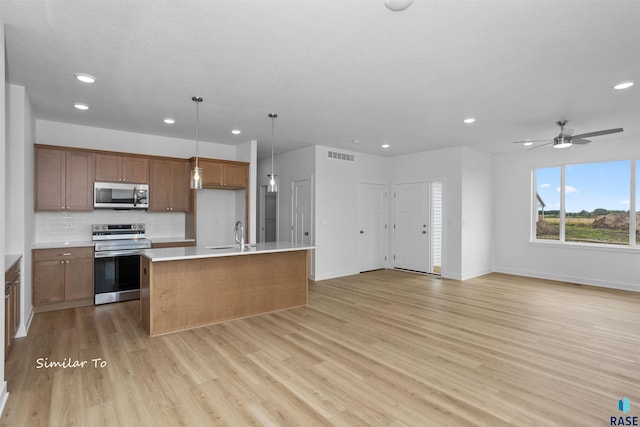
(149, 158), (191, 212)
(196, 158), (248, 189)
(35, 146), (95, 211)
(95, 153), (149, 184)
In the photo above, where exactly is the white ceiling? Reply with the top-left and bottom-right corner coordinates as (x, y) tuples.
(2, 0), (639, 159)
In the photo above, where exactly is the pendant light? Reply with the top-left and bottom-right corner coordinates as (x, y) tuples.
(190, 96), (203, 190)
(267, 113), (278, 193)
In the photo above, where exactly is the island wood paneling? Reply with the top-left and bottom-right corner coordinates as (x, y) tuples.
(141, 250), (308, 336)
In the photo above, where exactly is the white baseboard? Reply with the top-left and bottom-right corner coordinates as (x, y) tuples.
(459, 267), (493, 281)
(0, 382), (9, 418)
(16, 307), (34, 338)
(493, 266), (640, 293)
(311, 268), (359, 281)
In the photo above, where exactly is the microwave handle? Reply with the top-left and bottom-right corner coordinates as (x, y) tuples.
(133, 186), (138, 207)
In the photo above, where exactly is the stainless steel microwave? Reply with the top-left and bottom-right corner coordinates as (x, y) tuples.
(94, 182), (149, 209)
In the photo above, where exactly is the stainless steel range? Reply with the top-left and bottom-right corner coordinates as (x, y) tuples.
(93, 223), (151, 305)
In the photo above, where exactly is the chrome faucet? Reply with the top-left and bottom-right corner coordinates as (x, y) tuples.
(234, 220), (245, 248)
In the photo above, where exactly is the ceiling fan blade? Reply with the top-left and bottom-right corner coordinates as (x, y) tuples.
(572, 128), (623, 139)
(571, 138), (591, 145)
(512, 139), (552, 144)
(528, 141), (554, 150)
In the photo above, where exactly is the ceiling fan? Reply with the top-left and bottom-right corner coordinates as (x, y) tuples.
(513, 120), (624, 149)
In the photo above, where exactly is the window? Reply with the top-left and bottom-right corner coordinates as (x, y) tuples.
(534, 160), (634, 246)
(535, 167), (560, 240)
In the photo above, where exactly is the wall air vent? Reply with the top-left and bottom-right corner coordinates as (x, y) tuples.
(327, 151), (355, 162)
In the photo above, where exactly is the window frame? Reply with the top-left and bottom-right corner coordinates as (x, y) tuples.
(532, 159), (637, 248)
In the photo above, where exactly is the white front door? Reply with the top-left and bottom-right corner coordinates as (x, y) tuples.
(358, 183), (387, 272)
(292, 179), (312, 245)
(393, 182), (430, 273)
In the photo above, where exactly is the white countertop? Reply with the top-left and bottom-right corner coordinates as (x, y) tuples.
(142, 242), (315, 262)
(32, 241), (94, 249)
(149, 237), (196, 244)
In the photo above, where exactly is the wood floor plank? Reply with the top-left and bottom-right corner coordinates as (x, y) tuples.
(1, 270), (639, 426)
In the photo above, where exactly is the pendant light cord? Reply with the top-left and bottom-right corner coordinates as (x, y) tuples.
(193, 96), (203, 169)
(269, 113), (278, 179)
(271, 115), (275, 177)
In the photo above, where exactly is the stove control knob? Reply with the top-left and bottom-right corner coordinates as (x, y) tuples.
(132, 224), (137, 229)
(102, 225), (107, 230)
(93, 225), (99, 231)
(138, 224), (144, 230)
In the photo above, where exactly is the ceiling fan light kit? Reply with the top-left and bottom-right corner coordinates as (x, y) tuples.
(513, 120), (623, 151)
(553, 139), (572, 149)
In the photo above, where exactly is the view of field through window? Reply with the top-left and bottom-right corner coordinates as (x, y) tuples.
(535, 167), (560, 240)
(535, 160), (634, 245)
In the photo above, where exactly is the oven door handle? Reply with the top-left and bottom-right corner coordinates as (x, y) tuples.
(94, 249), (143, 258)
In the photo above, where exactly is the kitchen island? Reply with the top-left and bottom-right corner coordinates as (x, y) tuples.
(140, 242), (314, 336)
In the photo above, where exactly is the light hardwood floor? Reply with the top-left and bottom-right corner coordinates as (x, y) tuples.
(2, 270), (639, 426)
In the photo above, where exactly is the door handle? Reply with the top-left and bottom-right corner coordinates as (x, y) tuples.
(422, 231), (427, 234)
(360, 230), (364, 234)
(304, 232), (309, 236)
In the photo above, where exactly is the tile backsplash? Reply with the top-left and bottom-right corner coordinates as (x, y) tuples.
(35, 210), (186, 243)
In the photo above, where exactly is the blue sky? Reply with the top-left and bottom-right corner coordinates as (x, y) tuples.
(536, 160), (634, 213)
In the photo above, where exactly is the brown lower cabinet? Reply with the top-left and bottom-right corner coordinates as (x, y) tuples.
(5, 258), (21, 357)
(32, 246), (94, 311)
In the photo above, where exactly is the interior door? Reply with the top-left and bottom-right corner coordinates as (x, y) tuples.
(292, 179), (312, 245)
(358, 183), (387, 272)
(393, 182), (430, 273)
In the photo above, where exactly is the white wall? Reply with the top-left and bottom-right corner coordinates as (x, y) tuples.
(493, 136), (640, 291)
(264, 143), (494, 282)
(36, 120), (237, 160)
(237, 140), (257, 243)
(314, 146), (359, 280)
(257, 145), (316, 243)
(196, 190), (240, 246)
(461, 147), (493, 279)
(0, 2), (9, 412)
(6, 84), (36, 338)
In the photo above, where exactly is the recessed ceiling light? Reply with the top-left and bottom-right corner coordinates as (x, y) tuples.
(75, 73), (96, 84)
(351, 139), (359, 144)
(231, 129), (241, 135)
(73, 103), (89, 110)
(523, 142), (533, 146)
(614, 81), (634, 90)
(163, 118), (175, 124)
(463, 118), (476, 124)
(381, 144), (390, 149)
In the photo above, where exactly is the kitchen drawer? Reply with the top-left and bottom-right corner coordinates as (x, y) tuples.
(33, 246), (94, 262)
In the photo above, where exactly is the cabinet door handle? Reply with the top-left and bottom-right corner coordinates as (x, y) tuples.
(59, 253), (72, 256)
(60, 260), (65, 264)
